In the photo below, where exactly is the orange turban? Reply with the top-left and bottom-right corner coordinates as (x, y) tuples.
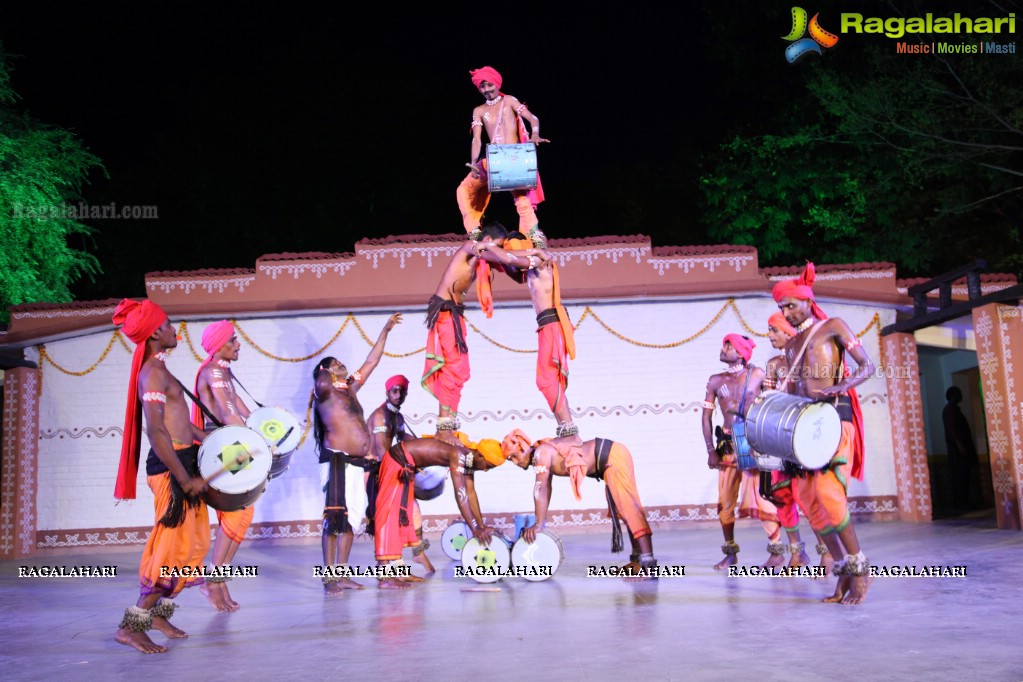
(768, 312), (797, 337)
(501, 429), (534, 459)
(112, 298), (168, 501)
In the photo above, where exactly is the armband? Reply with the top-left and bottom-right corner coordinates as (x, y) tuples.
(470, 120), (483, 128)
(701, 400), (715, 410)
(371, 425), (388, 434)
(349, 370), (363, 384)
(142, 392), (167, 404)
(845, 338), (862, 351)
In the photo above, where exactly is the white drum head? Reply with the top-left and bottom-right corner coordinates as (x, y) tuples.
(441, 521), (474, 561)
(511, 530), (565, 581)
(246, 406), (301, 454)
(198, 425), (272, 493)
(460, 535), (512, 584)
(791, 401), (842, 470)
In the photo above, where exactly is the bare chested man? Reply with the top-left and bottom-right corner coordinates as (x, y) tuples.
(192, 320), (251, 611)
(457, 65), (549, 246)
(366, 374), (436, 575)
(701, 334), (783, 570)
(773, 263), (874, 604)
(313, 313), (402, 594)
(112, 299), (210, 654)
(423, 222), (548, 446)
(502, 430), (658, 578)
(375, 435), (505, 588)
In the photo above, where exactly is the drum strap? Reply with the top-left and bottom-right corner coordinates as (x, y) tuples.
(777, 321), (825, 393)
(228, 370), (265, 409)
(594, 438), (625, 554)
(175, 380), (225, 429)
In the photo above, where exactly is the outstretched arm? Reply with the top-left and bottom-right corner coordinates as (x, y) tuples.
(523, 445), (554, 543)
(353, 313), (403, 392)
(474, 243), (550, 270)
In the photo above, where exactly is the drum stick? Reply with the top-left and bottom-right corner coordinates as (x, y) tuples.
(204, 449), (251, 486)
(274, 426), (295, 449)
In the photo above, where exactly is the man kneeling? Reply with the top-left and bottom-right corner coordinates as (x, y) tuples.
(501, 429), (658, 578)
(375, 433), (505, 588)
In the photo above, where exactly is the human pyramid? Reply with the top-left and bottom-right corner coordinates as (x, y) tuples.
(111, 66), (873, 654)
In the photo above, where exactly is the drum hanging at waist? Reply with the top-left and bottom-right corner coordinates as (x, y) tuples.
(745, 391), (842, 471)
(486, 143), (538, 193)
(198, 425), (272, 511)
(246, 406), (301, 480)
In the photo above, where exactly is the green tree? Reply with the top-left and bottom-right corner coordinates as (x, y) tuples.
(701, 1), (1022, 276)
(0, 49), (103, 324)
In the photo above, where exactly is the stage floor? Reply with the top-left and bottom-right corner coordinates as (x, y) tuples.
(2, 516), (1021, 681)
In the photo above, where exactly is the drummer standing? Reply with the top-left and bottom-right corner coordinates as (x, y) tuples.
(312, 313), (402, 594)
(773, 263), (874, 604)
(192, 320), (252, 612)
(112, 299), (210, 654)
(701, 334), (784, 570)
(366, 374), (437, 574)
(456, 65), (549, 245)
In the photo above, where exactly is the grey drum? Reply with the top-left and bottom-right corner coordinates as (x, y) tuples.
(745, 391), (841, 470)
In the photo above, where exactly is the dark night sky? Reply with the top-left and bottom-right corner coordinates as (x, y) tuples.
(0, 2), (870, 300)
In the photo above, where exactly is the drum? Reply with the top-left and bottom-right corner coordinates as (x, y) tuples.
(511, 530), (565, 582)
(441, 521), (474, 560)
(486, 143), (538, 193)
(460, 534), (513, 584)
(198, 425), (272, 511)
(246, 407), (301, 479)
(414, 466), (447, 501)
(745, 391), (842, 470)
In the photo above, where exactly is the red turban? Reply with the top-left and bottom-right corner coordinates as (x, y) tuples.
(470, 66), (503, 90)
(112, 298), (168, 501)
(386, 375), (410, 392)
(723, 334), (756, 363)
(768, 312), (797, 338)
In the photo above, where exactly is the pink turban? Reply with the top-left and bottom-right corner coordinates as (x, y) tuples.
(501, 429), (533, 459)
(723, 334), (756, 363)
(112, 298), (168, 501)
(470, 66), (503, 90)
(768, 312), (797, 337)
(386, 375), (410, 392)
(201, 320), (235, 356)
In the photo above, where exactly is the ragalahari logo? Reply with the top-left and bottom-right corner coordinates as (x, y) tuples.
(783, 7), (839, 63)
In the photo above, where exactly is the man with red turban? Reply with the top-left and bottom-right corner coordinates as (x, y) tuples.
(364, 375), (437, 578)
(112, 298), (210, 654)
(501, 429), (658, 577)
(701, 334), (783, 570)
(312, 313), (403, 592)
(423, 223), (549, 445)
(192, 320), (252, 612)
(457, 65), (549, 247)
(374, 433), (505, 589)
(772, 262), (875, 604)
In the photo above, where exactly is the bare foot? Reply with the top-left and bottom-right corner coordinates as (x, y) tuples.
(842, 575), (872, 605)
(400, 574), (425, 583)
(789, 549), (811, 568)
(713, 554), (737, 571)
(200, 582), (239, 612)
(620, 560), (641, 575)
(334, 577), (364, 590)
(412, 552), (436, 574)
(761, 553), (786, 569)
(115, 628), (167, 654)
(151, 616), (188, 639)
(323, 581), (346, 597)
(378, 578), (414, 590)
(815, 553), (834, 580)
(436, 430), (461, 447)
(822, 574), (851, 603)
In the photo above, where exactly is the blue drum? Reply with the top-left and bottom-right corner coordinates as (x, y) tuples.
(486, 143), (538, 193)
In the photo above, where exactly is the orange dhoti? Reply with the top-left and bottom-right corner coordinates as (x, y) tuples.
(716, 441), (780, 540)
(599, 440), (652, 539)
(794, 421), (856, 536)
(456, 158), (538, 235)
(771, 471), (805, 532)
(422, 296), (470, 415)
(536, 309), (570, 412)
(139, 447), (210, 597)
(374, 444), (421, 562)
(215, 507), (254, 544)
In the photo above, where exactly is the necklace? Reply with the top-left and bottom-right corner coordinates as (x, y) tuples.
(386, 403), (401, 413)
(153, 352), (168, 363)
(484, 95), (503, 106)
(215, 359), (230, 368)
(725, 364), (744, 374)
(796, 318), (814, 333)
